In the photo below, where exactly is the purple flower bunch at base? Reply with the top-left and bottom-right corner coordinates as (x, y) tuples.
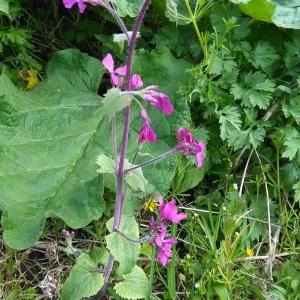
(149, 197), (187, 266)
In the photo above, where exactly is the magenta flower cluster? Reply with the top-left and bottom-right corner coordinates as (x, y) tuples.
(101, 53), (174, 144)
(176, 128), (206, 168)
(149, 197), (187, 266)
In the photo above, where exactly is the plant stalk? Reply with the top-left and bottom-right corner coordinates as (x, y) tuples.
(124, 148), (177, 173)
(100, 0), (152, 295)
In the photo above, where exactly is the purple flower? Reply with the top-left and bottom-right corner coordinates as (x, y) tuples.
(176, 128), (205, 168)
(63, 0), (102, 13)
(158, 197), (187, 224)
(148, 196), (187, 266)
(130, 74), (143, 90)
(102, 54), (143, 89)
(102, 53), (127, 87)
(143, 86), (173, 115)
(155, 225), (177, 266)
(138, 109), (157, 144)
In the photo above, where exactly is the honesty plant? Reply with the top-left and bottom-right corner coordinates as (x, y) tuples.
(60, 0), (205, 298)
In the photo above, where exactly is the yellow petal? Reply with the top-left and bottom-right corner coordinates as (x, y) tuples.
(25, 70), (39, 90)
(246, 247), (254, 257)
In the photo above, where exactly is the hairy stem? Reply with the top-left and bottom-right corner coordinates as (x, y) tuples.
(101, 0), (152, 294)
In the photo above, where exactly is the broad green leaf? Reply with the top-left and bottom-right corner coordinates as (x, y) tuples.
(282, 127), (300, 161)
(0, 49), (105, 249)
(114, 265), (149, 299)
(175, 166), (205, 194)
(239, 0), (275, 23)
(103, 88), (132, 118)
(0, 0), (9, 15)
(272, 0), (300, 29)
(105, 215), (140, 274)
(111, 0), (143, 17)
(165, 0), (191, 25)
(231, 0), (300, 29)
(59, 253), (104, 300)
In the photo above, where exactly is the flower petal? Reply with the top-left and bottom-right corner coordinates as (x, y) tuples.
(102, 53), (115, 73)
(130, 74), (143, 90)
(63, 0), (78, 9)
(156, 93), (173, 115)
(115, 65), (127, 76)
(78, 0), (87, 12)
(110, 73), (120, 86)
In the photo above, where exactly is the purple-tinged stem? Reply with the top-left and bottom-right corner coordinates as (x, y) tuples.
(124, 148), (177, 174)
(101, 0), (152, 293)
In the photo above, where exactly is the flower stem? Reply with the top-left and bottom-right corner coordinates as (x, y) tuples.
(100, 0), (152, 294)
(124, 148), (177, 173)
(146, 246), (157, 300)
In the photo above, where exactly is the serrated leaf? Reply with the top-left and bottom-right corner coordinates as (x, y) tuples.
(96, 154), (115, 174)
(103, 88), (132, 118)
(248, 42), (279, 70)
(282, 127), (300, 160)
(231, 72), (275, 109)
(114, 265), (149, 299)
(105, 215), (140, 274)
(59, 253), (104, 300)
(282, 95), (300, 124)
(0, 49), (105, 249)
(219, 106), (242, 141)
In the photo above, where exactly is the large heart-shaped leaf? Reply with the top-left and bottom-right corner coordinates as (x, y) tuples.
(231, 0), (300, 29)
(0, 49), (105, 249)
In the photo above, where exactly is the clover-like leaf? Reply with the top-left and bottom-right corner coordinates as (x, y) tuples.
(114, 265), (149, 299)
(0, 49), (106, 249)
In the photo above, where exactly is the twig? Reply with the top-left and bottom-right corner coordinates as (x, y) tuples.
(236, 252), (297, 262)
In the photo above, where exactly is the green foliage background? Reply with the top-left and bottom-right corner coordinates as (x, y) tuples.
(0, 0), (300, 299)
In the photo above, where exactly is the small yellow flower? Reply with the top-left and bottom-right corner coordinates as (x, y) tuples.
(246, 246), (254, 257)
(24, 70), (39, 90)
(144, 197), (158, 212)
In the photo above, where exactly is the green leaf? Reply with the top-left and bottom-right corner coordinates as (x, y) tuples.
(175, 166), (205, 194)
(231, 71), (275, 109)
(282, 127), (300, 161)
(293, 180), (300, 203)
(103, 88), (132, 118)
(219, 106), (242, 141)
(0, 49), (105, 249)
(105, 215), (140, 274)
(114, 265), (149, 299)
(112, 0), (143, 17)
(282, 95), (300, 124)
(96, 154), (115, 174)
(59, 253), (104, 300)
(0, 0), (9, 15)
(96, 154), (148, 192)
(248, 42), (279, 71)
(231, 0), (300, 29)
(165, 0), (191, 25)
